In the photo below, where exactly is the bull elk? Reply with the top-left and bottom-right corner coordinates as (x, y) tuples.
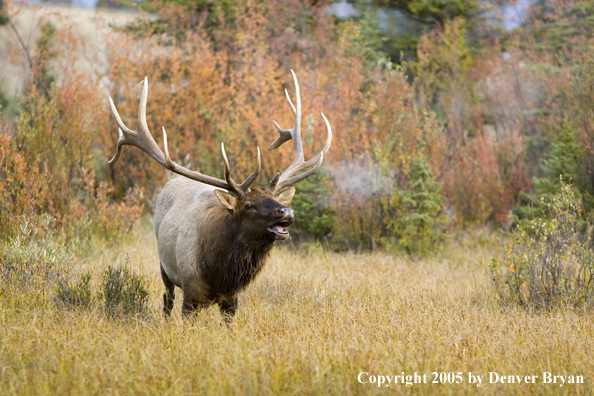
(108, 71), (332, 319)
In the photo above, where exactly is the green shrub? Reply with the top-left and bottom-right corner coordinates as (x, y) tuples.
(515, 120), (594, 232)
(290, 170), (336, 242)
(54, 258), (151, 317)
(340, 11), (388, 67)
(0, 215), (74, 292)
(55, 272), (94, 310)
(491, 179), (594, 310)
(0, 0), (8, 26)
(388, 159), (447, 255)
(100, 258), (149, 318)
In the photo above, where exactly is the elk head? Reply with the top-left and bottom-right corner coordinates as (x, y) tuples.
(214, 187), (295, 240)
(108, 70), (331, 241)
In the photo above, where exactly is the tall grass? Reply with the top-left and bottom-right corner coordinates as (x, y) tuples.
(0, 226), (592, 395)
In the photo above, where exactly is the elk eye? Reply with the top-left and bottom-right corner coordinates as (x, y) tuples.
(246, 204), (254, 209)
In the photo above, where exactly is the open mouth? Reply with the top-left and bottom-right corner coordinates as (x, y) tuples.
(267, 219), (292, 240)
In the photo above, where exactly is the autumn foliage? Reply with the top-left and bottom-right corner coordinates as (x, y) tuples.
(1, 0), (594, 251)
(0, 7), (143, 241)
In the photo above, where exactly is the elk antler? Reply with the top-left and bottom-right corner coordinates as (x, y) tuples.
(108, 77), (260, 198)
(266, 70), (332, 194)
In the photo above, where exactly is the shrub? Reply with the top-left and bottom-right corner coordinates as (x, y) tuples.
(0, 12), (143, 245)
(515, 120), (593, 231)
(54, 258), (151, 317)
(388, 159), (448, 255)
(65, 169), (145, 244)
(100, 258), (149, 318)
(290, 170), (336, 243)
(0, 134), (51, 239)
(0, 215), (74, 292)
(490, 179), (594, 310)
(55, 272), (94, 310)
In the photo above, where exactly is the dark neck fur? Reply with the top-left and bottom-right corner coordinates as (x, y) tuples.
(201, 214), (274, 298)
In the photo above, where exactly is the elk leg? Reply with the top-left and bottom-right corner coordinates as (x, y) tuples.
(181, 291), (207, 317)
(218, 295), (238, 324)
(160, 263), (175, 316)
(181, 300), (199, 317)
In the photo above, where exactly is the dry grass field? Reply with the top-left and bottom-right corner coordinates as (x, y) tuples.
(1, 223), (592, 396)
(2, 1), (594, 395)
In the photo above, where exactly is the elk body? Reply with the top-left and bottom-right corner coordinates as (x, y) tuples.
(108, 71), (332, 319)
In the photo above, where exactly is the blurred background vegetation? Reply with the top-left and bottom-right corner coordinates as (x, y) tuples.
(1, 0), (594, 256)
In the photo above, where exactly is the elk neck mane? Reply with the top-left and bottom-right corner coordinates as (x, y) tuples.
(199, 202), (274, 298)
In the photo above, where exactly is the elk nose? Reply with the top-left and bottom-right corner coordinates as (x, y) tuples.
(277, 207), (293, 218)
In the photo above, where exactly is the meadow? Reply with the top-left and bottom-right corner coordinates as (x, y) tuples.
(1, 223), (592, 395)
(2, 0), (594, 394)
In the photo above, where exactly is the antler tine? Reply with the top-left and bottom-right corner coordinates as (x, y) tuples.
(266, 172), (281, 190)
(107, 127), (126, 164)
(239, 146), (261, 191)
(108, 77), (257, 197)
(268, 70), (303, 162)
(284, 87), (297, 115)
(276, 152), (323, 191)
(222, 143), (261, 197)
(299, 112), (332, 169)
(162, 127), (174, 168)
(266, 71), (333, 194)
(108, 78), (167, 168)
(273, 113), (332, 193)
(268, 121), (292, 150)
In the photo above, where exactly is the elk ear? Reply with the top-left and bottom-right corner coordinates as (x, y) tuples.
(276, 187), (295, 206)
(214, 190), (238, 212)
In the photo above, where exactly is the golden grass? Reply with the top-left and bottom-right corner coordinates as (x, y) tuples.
(1, 227), (592, 395)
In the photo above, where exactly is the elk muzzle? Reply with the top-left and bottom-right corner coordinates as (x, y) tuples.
(268, 208), (294, 240)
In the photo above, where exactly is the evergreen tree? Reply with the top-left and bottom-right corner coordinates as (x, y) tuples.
(516, 120), (594, 230)
(289, 170), (337, 242)
(343, 0), (512, 62)
(0, 0), (8, 26)
(388, 159), (447, 255)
